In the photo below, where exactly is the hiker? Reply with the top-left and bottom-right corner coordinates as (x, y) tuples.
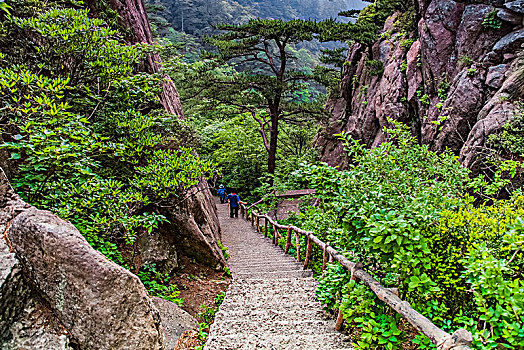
(227, 191), (245, 218)
(218, 184), (227, 204)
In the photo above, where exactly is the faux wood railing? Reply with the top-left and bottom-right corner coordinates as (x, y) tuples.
(239, 204), (473, 350)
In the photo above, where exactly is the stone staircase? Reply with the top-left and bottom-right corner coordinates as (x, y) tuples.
(205, 201), (352, 350)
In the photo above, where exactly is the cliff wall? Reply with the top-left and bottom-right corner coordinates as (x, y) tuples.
(316, 0), (523, 171)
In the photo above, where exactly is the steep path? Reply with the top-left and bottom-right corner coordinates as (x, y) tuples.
(205, 200), (352, 349)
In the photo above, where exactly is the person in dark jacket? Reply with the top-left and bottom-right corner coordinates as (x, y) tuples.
(218, 185), (227, 204)
(227, 192), (245, 218)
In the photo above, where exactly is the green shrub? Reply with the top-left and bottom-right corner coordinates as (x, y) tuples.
(482, 10), (502, 30)
(365, 59), (384, 77)
(291, 122), (523, 349)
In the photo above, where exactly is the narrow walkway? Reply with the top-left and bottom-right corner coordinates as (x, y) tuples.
(205, 200), (352, 350)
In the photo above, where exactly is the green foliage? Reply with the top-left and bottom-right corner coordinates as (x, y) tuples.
(400, 38), (415, 51)
(195, 291), (226, 344)
(467, 68), (477, 77)
(489, 107), (524, 157)
(138, 264), (184, 306)
(419, 93), (430, 105)
(217, 240), (230, 260)
(365, 59), (384, 77)
(459, 55), (474, 68)
(289, 121), (524, 349)
(438, 77), (451, 101)
(1, 6), (216, 303)
(482, 10), (502, 30)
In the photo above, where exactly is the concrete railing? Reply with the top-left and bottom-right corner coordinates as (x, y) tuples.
(240, 203), (472, 350)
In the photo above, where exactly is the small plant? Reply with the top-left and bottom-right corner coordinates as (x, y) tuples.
(459, 55), (474, 67)
(217, 240), (230, 260)
(400, 60), (407, 73)
(223, 266), (231, 276)
(365, 59), (384, 77)
(419, 94), (430, 106)
(138, 264), (184, 306)
(400, 38), (415, 51)
(482, 10), (502, 30)
(438, 78), (451, 101)
(363, 101), (368, 106)
(467, 68), (477, 77)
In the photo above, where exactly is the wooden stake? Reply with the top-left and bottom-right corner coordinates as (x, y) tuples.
(322, 241), (330, 277)
(264, 218), (268, 237)
(272, 224), (279, 245)
(284, 227), (292, 254)
(334, 309), (344, 331)
(256, 216), (260, 232)
(303, 237), (313, 270)
(295, 233), (300, 261)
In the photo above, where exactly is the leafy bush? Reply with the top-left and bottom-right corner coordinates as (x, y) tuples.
(365, 59), (384, 77)
(0, 6), (216, 302)
(482, 10), (502, 30)
(291, 122), (523, 349)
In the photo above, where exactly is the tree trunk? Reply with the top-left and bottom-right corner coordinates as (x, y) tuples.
(267, 109), (279, 177)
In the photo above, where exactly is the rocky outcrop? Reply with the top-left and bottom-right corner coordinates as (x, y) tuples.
(317, 0), (523, 170)
(0, 169), (168, 349)
(152, 297), (198, 349)
(158, 182), (225, 268)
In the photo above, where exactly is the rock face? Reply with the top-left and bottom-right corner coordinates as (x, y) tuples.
(158, 182), (225, 268)
(316, 0), (523, 170)
(152, 297), (198, 349)
(0, 169), (168, 350)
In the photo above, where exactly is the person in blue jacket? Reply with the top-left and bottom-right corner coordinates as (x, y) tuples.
(218, 184), (227, 204)
(227, 191), (245, 218)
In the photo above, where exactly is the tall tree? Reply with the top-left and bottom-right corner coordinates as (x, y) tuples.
(195, 19), (330, 176)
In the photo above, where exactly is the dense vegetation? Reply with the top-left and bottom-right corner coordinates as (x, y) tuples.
(1, 0), (523, 349)
(261, 123), (523, 349)
(0, 1), (215, 298)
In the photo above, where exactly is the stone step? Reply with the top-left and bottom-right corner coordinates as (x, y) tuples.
(233, 269), (313, 279)
(229, 264), (303, 272)
(204, 333), (353, 350)
(210, 319), (336, 336)
(213, 307), (327, 323)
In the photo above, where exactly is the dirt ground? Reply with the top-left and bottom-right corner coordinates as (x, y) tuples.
(171, 256), (231, 318)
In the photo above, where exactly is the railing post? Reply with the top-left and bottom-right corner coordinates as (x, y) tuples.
(322, 241), (330, 277)
(284, 227), (292, 254)
(295, 232), (300, 261)
(303, 236), (313, 270)
(272, 224), (278, 245)
(256, 216), (260, 232)
(251, 212), (254, 226)
(334, 309), (345, 331)
(264, 218), (268, 237)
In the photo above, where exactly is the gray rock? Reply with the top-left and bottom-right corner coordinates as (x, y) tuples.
(137, 231), (178, 274)
(1, 227), (73, 350)
(0, 170), (167, 350)
(159, 181), (226, 268)
(152, 297), (197, 349)
(5, 207), (167, 350)
(0, 235), (29, 340)
(493, 29), (524, 53)
(497, 8), (523, 24)
(486, 64), (509, 88)
(505, 0), (524, 14)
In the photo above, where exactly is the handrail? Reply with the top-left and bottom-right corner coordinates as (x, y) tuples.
(239, 203), (472, 350)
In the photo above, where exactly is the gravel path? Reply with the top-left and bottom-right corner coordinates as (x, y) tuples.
(205, 200), (352, 350)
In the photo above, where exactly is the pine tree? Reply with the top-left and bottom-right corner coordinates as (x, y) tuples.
(195, 18), (328, 177)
